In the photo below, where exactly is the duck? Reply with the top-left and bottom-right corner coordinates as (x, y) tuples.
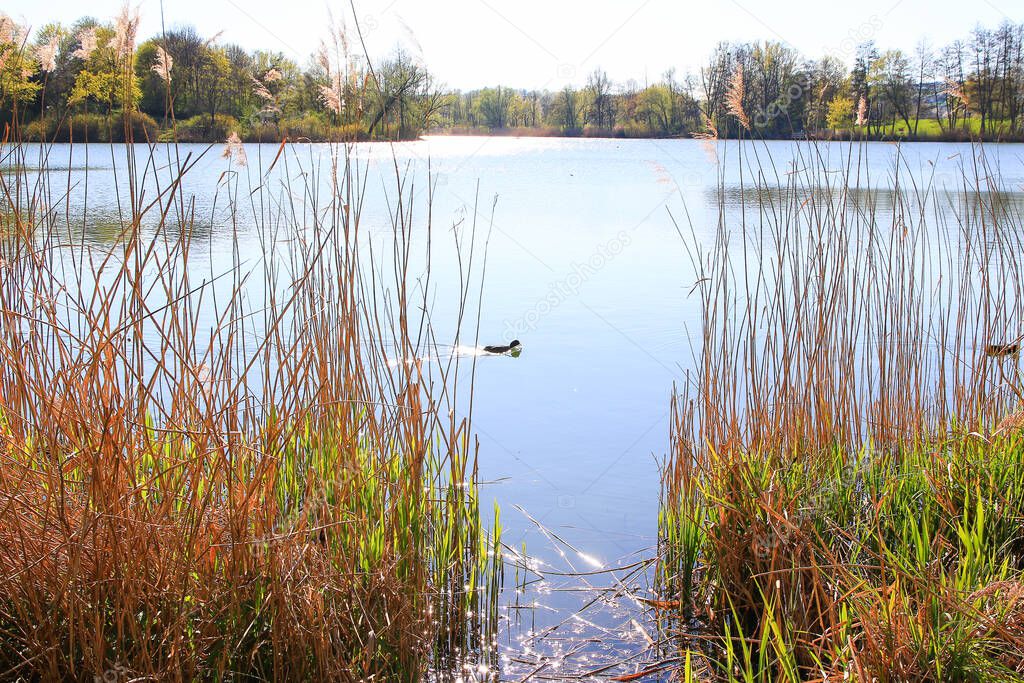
(986, 342), (1021, 358)
(483, 339), (521, 354)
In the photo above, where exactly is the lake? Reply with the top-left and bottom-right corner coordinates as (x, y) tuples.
(11, 135), (1024, 677)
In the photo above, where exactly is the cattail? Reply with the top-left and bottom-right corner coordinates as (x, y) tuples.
(222, 131), (247, 166)
(726, 66), (750, 131)
(152, 46), (172, 82)
(855, 96), (867, 127)
(72, 27), (98, 60)
(111, 3), (140, 59)
(319, 85), (342, 115)
(35, 35), (59, 72)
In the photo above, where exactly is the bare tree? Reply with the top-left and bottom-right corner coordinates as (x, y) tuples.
(585, 68), (613, 130)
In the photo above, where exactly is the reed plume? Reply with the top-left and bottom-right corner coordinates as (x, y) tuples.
(0, 14), (18, 44)
(316, 42), (330, 72)
(221, 131), (247, 165)
(726, 65), (750, 131)
(319, 84), (342, 115)
(855, 95), (868, 126)
(151, 45), (172, 83)
(72, 26), (98, 60)
(34, 34), (58, 72)
(250, 75), (274, 102)
(111, 3), (140, 59)
(202, 30), (224, 48)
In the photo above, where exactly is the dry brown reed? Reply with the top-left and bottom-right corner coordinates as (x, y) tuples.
(662, 140), (1024, 681)
(0, 119), (499, 679)
(674, 144), (1024, 456)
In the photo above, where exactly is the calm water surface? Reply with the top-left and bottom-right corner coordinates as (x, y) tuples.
(13, 136), (1024, 677)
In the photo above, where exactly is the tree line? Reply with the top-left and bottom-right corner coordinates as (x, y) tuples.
(0, 9), (442, 142)
(445, 22), (1024, 140)
(2, 9), (1022, 142)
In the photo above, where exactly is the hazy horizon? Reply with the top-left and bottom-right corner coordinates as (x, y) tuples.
(4, 0), (1019, 91)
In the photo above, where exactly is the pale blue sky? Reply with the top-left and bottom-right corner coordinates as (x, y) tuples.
(5, 0), (1020, 89)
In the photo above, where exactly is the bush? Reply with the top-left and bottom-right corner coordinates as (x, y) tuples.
(242, 116), (366, 143)
(20, 112), (158, 143)
(242, 122), (281, 143)
(173, 113), (239, 143)
(278, 113), (331, 141)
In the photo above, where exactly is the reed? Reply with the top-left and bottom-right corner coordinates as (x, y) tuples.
(0, 115), (500, 679)
(661, 141), (1024, 681)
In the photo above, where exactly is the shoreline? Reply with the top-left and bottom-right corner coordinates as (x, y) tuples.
(424, 127), (1024, 144)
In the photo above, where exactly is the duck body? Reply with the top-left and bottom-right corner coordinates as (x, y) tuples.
(483, 339), (521, 354)
(986, 343), (1021, 358)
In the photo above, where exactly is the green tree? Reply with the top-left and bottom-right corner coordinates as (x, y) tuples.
(69, 24), (140, 112)
(476, 86), (511, 128)
(826, 93), (854, 130)
(548, 86), (581, 133)
(0, 16), (40, 111)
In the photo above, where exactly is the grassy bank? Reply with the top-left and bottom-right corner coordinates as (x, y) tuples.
(0, 129), (500, 679)
(816, 117), (1024, 143)
(660, 142), (1024, 681)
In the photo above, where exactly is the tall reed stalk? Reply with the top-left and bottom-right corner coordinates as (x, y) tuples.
(661, 141), (1024, 681)
(0, 118), (500, 679)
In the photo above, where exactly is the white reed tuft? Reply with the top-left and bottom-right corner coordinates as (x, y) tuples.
(72, 27), (98, 60)
(111, 4), (140, 59)
(251, 76), (274, 102)
(152, 46), (172, 83)
(0, 14), (20, 45)
(319, 85), (342, 115)
(726, 66), (750, 131)
(222, 131), (247, 166)
(856, 96), (868, 127)
(35, 35), (59, 72)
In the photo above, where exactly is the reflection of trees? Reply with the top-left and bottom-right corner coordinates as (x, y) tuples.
(707, 185), (1024, 227)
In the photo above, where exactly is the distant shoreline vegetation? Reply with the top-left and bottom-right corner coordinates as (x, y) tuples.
(1, 10), (1023, 143)
(424, 124), (1023, 143)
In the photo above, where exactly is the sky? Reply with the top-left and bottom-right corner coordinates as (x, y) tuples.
(4, 0), (1020, 89)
